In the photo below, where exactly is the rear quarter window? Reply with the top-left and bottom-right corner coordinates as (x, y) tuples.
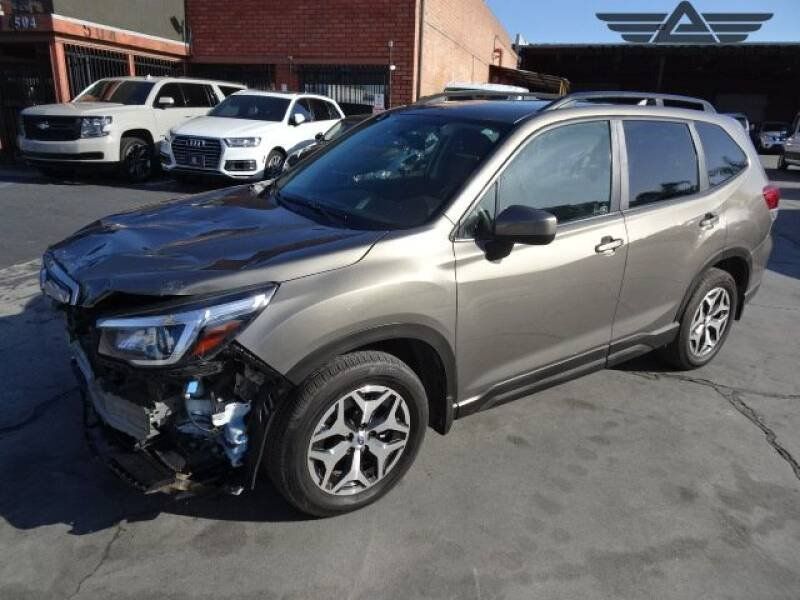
(695, 122), (748, 187)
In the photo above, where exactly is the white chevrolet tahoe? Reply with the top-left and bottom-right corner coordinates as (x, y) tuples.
(159, 91), (344, 180)
(17, 77), (245, 181)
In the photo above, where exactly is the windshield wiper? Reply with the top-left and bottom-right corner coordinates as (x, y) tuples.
(275, 192), (351, 226)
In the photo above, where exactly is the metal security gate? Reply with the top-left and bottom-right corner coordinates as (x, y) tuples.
(65, 44), (128, 98)
(0, 46), (55, 157)
(189, 64), (276, 90)
(299, 65), (389, 115)
(134, 55), (183, 78)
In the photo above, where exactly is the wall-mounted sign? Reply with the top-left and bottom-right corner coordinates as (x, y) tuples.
(597, 1), (773, 44)
(9, 13), (39, 30)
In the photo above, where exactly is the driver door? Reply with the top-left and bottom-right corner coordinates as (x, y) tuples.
(454, 119), (627, 412)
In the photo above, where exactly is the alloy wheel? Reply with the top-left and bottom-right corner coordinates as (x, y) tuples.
(126, 143), (152, 180)
(688, 287), (731, 357)
(307, 384), (411, 496)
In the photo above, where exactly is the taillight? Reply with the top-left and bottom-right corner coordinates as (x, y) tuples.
(763, 185), (780, 211)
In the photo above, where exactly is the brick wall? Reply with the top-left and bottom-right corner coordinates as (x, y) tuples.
(419, 0), (518, 97)
(186, 0), (419, 105)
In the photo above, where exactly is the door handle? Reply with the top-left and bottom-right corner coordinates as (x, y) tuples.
(699, 213), (719, 230)
(595, 236), (624, 255)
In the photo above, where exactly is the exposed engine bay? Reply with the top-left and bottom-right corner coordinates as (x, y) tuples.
(65, 302), (286, 496)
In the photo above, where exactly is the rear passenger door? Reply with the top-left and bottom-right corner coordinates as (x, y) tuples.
(454, 120), (628, 407)
(611, 119), (728, 347)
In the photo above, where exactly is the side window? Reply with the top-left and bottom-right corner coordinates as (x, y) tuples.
(181, 83), (214, 108)
(496, 121), (612, 224)
(309, 99), (332, 121)
(624, 121), (699, 208)
(292, 99), (314, 122)
(326, 101), (341, 119)
(155, 83), (183, 107)
(461, 184), (496, 238)
(220, 86), (243, 97)
(695, 122), (748, 187)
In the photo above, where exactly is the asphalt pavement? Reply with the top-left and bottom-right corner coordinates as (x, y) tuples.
(0, 161), (799, 599)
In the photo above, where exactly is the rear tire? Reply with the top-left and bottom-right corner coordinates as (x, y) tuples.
(266, 351), (428, 517)
(119, 135), (153, 182)
(660, 268), (738, 370)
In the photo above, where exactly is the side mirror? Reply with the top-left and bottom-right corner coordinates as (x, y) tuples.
(291, 113), (307, 126)
(157, 96), (175, 108)
(493, 205), (557, 245)
(315, 132), (325, 142)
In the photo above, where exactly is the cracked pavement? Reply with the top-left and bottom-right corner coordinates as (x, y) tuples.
(0, 162), (799, 599)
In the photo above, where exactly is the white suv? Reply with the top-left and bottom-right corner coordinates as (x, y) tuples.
(159, 91), (344, 180)
(17, 77), (245, 181)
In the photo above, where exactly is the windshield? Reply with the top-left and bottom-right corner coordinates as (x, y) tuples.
(277, 112), (510, 229)
(322, 118), (364, 142)
(209, 95), (290, 121)
(73, 80), (155, 104)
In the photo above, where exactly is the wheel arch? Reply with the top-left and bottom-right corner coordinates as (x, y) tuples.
(121, 128), (155, 147)
(284, 324), (457, 435)
(677, 248), (752, 322)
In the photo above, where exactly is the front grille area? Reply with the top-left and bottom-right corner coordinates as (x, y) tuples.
(171, 136), (222, 170)
(24, 116), (81, 141)
(785, 151), (800, 162)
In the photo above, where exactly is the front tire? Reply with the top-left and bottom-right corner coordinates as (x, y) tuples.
(264, 149), (285, 178)
(266, 351), (428, 517)
(777, 154), (788, 170)
(660, 268), (738, 370)
(119, 135), (154, 182)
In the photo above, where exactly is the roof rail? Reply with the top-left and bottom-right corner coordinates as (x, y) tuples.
(415, 89), (560, 105)
(544, 91), (716, 113)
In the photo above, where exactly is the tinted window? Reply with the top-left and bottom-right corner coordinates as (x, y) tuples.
(209, 95), (290, 121)
(624, 121), (699, 208)
(496, 121), (612, 224)
(278, 113), (509, 229)
(309, 99), (334, 121)
(292, 99), (313, 121)
(74, 80), (154, 105)
(663, 99), (705, 111)
(325, 101), (341, 119)
(696, 122), (748, 187)
(181, 83), (214, 107)
(156, 83), (183, 107)
(220, 86), (243, 97)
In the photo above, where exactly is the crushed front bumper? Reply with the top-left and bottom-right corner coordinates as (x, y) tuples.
(71, 343), (277, 497)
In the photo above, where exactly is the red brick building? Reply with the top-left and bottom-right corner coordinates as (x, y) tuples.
(186, 0), (519, 112)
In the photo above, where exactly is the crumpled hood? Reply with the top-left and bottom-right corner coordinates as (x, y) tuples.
(173, 116), (280, 138)
(49, 185), (385, 307)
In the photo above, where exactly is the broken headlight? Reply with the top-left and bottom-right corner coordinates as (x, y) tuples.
(96, 287), (276, 366)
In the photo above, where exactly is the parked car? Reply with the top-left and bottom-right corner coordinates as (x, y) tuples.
(755, 121), (790, 153)
(283, 113), (371, 171)
(41, 93), (776, 517)
(17, 77), (245, 182)
(723, 112), (750, 132)
(778, 112), (800, 170)
(160, 91), (344, 180)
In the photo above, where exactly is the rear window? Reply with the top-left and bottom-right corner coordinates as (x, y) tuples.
(74, 80), (154, 105)
(696, 122), (748, 187)
(624, 120), (699, 208)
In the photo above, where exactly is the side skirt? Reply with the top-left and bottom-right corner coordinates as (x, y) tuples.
(454, 322), (679, 420)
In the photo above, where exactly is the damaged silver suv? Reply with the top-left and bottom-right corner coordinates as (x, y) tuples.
(42, 92), (776, 516)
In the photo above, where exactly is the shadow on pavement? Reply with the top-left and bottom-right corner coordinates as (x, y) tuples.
(0, 295), (307, 536)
